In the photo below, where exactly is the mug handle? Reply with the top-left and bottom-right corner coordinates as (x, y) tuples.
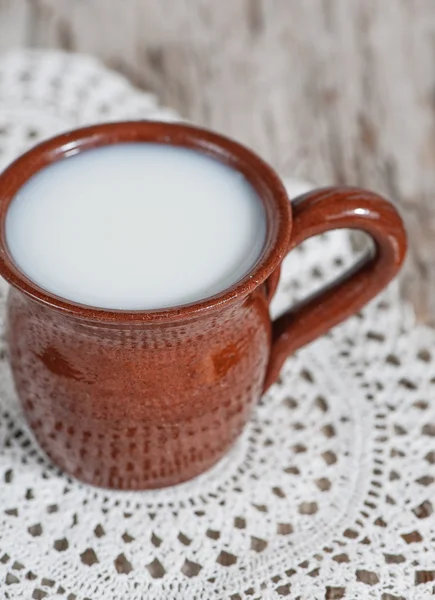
(263, 186), (407, 391)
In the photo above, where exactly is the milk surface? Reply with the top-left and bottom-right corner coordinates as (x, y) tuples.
(6, 143), (266, 310)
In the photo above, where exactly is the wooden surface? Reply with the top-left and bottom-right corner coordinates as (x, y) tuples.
(0, 0), (433, 321)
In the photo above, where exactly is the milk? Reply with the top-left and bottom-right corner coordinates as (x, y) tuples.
(6, 143), (266, 310)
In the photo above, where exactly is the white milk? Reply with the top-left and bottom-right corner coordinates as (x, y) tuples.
(6, 143), (266, 310)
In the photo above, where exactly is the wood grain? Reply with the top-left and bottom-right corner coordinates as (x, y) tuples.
(0, 0), (434, 320)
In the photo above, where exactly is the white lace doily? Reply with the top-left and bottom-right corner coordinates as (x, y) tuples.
(0, 51), (433, 600)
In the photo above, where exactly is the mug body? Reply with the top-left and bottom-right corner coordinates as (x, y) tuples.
(0, 121), (291, 490)
(7, 286), (271, 489)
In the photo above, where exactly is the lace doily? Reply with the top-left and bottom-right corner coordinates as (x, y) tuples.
(0, 51), (433, 600)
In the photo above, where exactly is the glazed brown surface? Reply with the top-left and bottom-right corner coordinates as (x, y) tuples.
(0, 122), (407, 489)
(7, 287), (270, 489)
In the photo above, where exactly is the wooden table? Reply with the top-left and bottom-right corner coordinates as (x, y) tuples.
(0, 0), (432, 321)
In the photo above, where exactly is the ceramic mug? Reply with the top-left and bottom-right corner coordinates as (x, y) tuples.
(0, 122), (407, 490)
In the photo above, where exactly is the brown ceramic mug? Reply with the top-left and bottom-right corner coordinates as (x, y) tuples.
(0, 122), (407, 490)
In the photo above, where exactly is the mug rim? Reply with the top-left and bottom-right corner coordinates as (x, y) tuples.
(0, 121), (291, 323)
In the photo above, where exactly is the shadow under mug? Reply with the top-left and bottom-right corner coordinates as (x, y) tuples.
(0, 122), (407, 490)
